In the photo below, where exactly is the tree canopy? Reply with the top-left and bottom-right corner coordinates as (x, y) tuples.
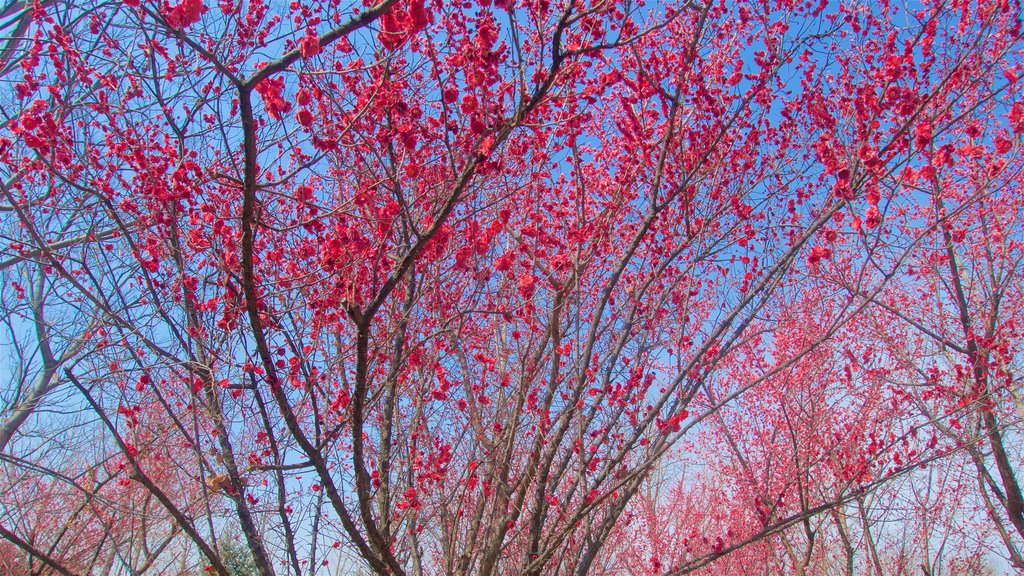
(1, 0), (1023, 574)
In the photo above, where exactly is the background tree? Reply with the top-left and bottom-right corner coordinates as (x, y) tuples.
(860, 72), (1024, 569)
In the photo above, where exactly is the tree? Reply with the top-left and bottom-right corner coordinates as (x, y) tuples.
(0, 0), (1021, 574)
(857, 60), (1024, 568)
(603, 292), (1000, 576)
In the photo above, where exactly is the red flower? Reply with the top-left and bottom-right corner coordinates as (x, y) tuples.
(995, 136), (1013, 154)
(255, 76), (292, 120)
(1010, 102), (1024, 135)
(807, 245), (832, 265)
(865, 206), (883, 229)
(914, 121), (932, 149)
(378, 0), (431, 50)
(300, 33), (321, 58)
(163, 0), (207, 29)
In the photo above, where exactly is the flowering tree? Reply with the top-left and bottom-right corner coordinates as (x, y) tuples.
(860, 67), (1024, 569)
(603, 292), (1000, 575)
(0, 0), (1022, 574)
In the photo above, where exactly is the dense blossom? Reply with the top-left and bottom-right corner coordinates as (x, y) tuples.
(162, 0), (207, 29)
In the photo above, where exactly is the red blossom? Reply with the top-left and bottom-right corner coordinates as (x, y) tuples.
(807, 245), (832, 265)
(378, 0), (430, 50)
(162, 0), (207, 29)
(1010, 101), (1024, 134)
(865, 205), (883, 229)
(254, 76), (292, 120)
(300, 33), (321, 58)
